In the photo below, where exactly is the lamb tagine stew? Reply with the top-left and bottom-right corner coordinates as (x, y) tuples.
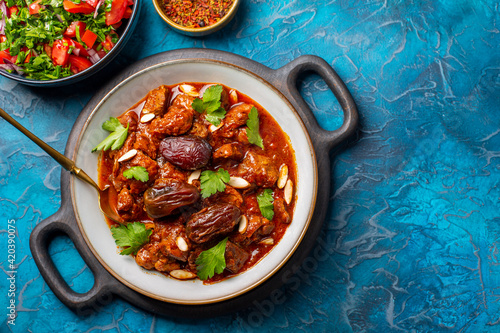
(93, 82), (297, 283)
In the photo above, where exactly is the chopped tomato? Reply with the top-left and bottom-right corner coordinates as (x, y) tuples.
(101, 33), (117, 51)
(0, 50), (12, 64)
(64, 21), (87, 38)
(81, 30), (98, 48)
(123, 6), (132, 19)
(105, 0), (128, 26)
(0, 35), (6, 43)
(127, 0), (133, 5)
(11, 47), (33, 64)
(44, 43), (52, 59)
(22, 47), (33, 63)
(85, 0), (100, 7)
(71, 40), (90, 57)
(63, 0), (95, 14)
(28, 0), (42, 15)
(68, 55), (92, 74)
(52, 39), (71, 67)
(8, 5), (19, 17)
(94, 48), (107, 59)
(111, 21), (122, 30)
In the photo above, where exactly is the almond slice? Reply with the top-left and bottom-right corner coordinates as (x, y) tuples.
(229, 176), (250, 189)
(238, 215), (248, 233)
(180, 84), (199, 97)
(209, 122), (223, 132)
(187, 170), (201, 184)
(140, 113), (155, 123)
(229, 89), (238, 104)
(284, 179), (293, 205)
(260, 238), (274, 245)
(170, 269), (196, 280)
(277, 164), (288, 189)
(117, 149), (137, 163)
(176, 236), (189, 252)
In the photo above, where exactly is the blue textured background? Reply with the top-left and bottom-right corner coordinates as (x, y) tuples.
(1, 0), (500, 332)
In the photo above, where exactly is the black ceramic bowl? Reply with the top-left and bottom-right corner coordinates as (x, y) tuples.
(0, 0), (141, 87)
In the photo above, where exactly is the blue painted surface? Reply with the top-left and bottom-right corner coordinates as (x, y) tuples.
(1, 0), (499, 331)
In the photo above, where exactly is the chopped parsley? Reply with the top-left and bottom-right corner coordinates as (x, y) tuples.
(91, 117), (129, 152)
(246, 106), (264, 148)
(123, 166), (149, 182)
(191, 84), (227, 126)
(195, 237), (228, 280)
(111, 222), (152, 255)
(257, 189), (274, 220)
(200, 168), (230, 199)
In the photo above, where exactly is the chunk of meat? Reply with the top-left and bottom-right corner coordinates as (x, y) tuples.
(171, 93), (195, 112)
(133, 133), (158, 159)
(231, 215), (274, 245)
(203, 185), (243, 209)
(237, 151), (278, 187)
(135, 242), (160, 270)
(212, 143), (245, 163)
(157, 159), (188, 181)
(224, 103), (253, 129)
(186, 204), (241, 244)
(142, 85), (170, 116)
(224, 241), (249, 274)
(151, 105), (194, 137)
(274, 198), (291, 224)
(111, 150), (159, 194)
(158, 222), (190, 262)
(154, 257), (181, 272)
(117, 187), (133, 212)
(187, 114), (209, 139)
(117, 111), (138, 132)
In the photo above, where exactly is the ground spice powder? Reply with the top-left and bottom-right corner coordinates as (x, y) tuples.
(163, 0), (234, 28)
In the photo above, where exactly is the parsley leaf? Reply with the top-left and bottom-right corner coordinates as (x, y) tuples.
(246, 107), (264, 149)
(200, 168), (230, 199)
(191, 84), (226, 126)
(123, 166), (149, 182)
(111, 222), (152, 256)
(195, 237), (228, 280)
(91, 117), (129, 152)
(257, 189), (274, 220)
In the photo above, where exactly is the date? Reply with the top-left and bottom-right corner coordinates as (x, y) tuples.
(186, 203), (241, 244)
(159, 135), (212, 170)
(143, 178), (200, 218)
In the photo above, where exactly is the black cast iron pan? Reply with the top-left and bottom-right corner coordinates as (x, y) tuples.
(29, 48), (358, 317)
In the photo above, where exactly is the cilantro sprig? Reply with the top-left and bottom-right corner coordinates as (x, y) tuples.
(111, 222), (152, 255)
(123, 166), (149, 182)
(91, 117), (129, 152)
(257, 189), (274, 220)
(200, 168), (230, 199)
(192, 84), (226, 126)
(246, 107), (264, 148)
(195, 237), (228, 280)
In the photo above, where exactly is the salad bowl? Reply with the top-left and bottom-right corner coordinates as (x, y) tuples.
(0, 0), (141, 87)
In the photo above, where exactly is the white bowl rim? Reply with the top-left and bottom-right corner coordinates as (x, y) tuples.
(70, 58), (318, 304)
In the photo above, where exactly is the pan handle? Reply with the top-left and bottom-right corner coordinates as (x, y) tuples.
(273, 55), (358, 151)
(29, 207), (117, 315)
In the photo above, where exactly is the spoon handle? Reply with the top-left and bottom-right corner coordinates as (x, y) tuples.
(0, 107), (99, 191)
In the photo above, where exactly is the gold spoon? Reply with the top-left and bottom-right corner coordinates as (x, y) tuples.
(0, 107), (123, 224)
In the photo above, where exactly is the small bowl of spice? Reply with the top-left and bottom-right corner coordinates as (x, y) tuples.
(153, 0), (240, 36)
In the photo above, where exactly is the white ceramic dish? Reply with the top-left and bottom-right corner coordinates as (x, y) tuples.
(71, 59), (317, 304)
